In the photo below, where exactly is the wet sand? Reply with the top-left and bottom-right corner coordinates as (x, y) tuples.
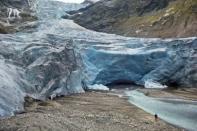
(0, 91), (180, 131)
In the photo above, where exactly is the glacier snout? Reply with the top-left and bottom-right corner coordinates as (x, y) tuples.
(82, 38), (197, 88)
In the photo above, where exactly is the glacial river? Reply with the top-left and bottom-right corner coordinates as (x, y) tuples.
(127, 90), (197, 131)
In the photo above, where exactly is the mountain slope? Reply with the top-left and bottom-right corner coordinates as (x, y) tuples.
(69, 0), (197, 38)
(0, 0), (37, 34)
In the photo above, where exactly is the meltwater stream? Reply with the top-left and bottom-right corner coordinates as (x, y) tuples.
(0, 0), (196, 130)
(127, 91), (197, 131)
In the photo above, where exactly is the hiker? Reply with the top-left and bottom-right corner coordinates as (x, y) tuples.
(155, 114), (158, 121)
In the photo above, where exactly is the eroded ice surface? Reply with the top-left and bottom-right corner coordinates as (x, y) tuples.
(81, 38), (197, 88)
(0, 0), (196, 117)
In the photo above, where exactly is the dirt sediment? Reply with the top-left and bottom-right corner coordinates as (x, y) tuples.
(0, 91), (181, 131)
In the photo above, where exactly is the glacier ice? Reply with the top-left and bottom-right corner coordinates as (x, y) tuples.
(80, 38), (197, 88)
(0, 37), (84, 117)
(83, 0), (101, 4)
(144, 80), (167, 89)
(87, 84), (109, 91)
(0, 60), (26, 117)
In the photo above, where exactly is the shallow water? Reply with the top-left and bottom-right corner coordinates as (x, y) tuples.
(127, 90), (197, 131)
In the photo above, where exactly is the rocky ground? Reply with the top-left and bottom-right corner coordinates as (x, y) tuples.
(0, 0), (37, 34)
(0, 91), (181, 131)
(67, 0), (197, 38)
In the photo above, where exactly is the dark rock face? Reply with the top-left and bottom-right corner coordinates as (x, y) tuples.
(0, 0), (30, 8)
(0, 0), (37, 34)
(137, 0), (173, 15)
(68, 0), (197, 38)
(67, 0), (174, 29)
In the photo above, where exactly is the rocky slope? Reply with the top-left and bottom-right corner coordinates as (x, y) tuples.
(67, 0), (197, 38)
(0, 0), (37, 34)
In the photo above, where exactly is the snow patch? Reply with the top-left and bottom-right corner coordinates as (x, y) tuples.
(88, 84), (109, 91)
(7, 8), (21, 19)
(145, 80), (167, 89)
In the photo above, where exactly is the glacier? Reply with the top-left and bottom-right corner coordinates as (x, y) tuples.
(81, 38), (197, 88)
(0, 0), (196, 117)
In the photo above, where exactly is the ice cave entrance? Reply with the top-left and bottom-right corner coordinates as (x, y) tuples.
(106, 79), (138, 89)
